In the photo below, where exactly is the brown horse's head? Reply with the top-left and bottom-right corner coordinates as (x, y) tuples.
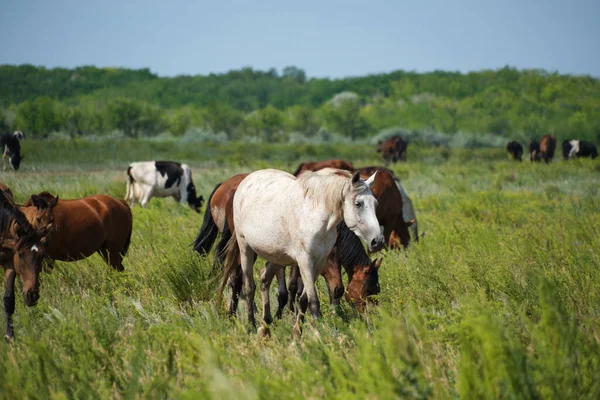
(12, 225), (46, 307)
(25, 192), (59, 240)
(345, 258), (382, 311)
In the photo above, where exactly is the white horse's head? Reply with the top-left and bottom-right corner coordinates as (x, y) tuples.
(344, 171), (385, 253)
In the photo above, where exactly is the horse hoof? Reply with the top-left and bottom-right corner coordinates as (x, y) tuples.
(258, 325), (271, 338)
(293, 324), (302, 340)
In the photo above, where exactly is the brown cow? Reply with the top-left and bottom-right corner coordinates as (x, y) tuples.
(530, 135), (556, 163)
(377, 136), (408, 163)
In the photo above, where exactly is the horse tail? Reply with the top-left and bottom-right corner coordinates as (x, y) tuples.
(216, 226), (240, 306)
(125, 166), (134, 201)
(119, 199), (133, 257)
(213, 218), (232, 270)
(292, 163), (305, 177)
(192, 182), (222, 254)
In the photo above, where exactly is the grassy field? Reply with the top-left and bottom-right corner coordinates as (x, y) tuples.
(1, 139), (599, 399)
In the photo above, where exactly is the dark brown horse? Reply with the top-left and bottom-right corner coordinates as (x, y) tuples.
(357, 166), (418, 249)
(377, 136), (408, 163)
(24, 193), (133, 271)
(530, 135), (556, 163)
(0, 188), (47, 340)
(292, 159), (355, 177)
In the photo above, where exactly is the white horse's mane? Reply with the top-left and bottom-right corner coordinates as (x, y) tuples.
(297, 169), (367, 218)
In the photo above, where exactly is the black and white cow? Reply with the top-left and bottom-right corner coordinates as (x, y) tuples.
(125, 161), (204, 212)
(562, 140), (598, 160)
(0, 131), (25, 171)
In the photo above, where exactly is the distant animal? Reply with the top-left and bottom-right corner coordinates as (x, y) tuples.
(0, 188), (47, 340)
(192, 172), (380, 315)
(506, 141), (524, 161)
(377, 136), (408, 163)
(23, 193), (133, 271)
(356, 166), (419, 249)
(0, 131), (25, 171)
(218, 169), (383, 336)
(530, 135), (556, 163)
(292, 159), (355, 176)
(125, 161), (204, 212)
(562, 140), (598, 160)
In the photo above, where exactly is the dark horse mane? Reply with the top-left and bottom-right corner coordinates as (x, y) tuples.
(335, 221), (372, 278)
(0, 190), (37, 245)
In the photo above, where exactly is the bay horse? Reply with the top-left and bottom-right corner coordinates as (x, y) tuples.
(0, 189), (47, 340)
(377, 136), (408, 163)
(530, 135), (556, 163)
(292, 159), (355, 177)
(356, 166), (419, 249)
(23, 193), (133, 271)
(192, 173), (345, 315)
(218, 168), (383, 336)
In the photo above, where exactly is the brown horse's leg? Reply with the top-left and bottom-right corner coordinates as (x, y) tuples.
(4, 268), (16, 341)
(274, 266), (287, 319)
(99, 247), (124, 272)
(228, 265), (243, 316)
(287, 265), (300, 312)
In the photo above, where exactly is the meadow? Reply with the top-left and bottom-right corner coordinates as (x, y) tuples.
(1, 139), (599, 399)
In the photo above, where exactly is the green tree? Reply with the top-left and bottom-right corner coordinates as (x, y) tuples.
(106, 98), (165, 138)
(15, 97), (64, 136)
(323, 94), (370, 140)
(284, 105), (319, 136)
(203, 103), (243, 139)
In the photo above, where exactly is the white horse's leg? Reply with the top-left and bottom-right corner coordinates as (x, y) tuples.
(259, 262), (281, 327)
(293, 257), (322, 337)
(239, 243), (257, 328)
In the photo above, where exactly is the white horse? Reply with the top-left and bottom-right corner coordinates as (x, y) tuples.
(219, 168), (384, 335)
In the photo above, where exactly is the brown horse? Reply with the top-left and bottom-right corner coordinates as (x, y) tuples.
(0, 188), (47, 340)
(357, 166), (418, 249)
(377, 136), (408, 163)
(292, 159), (355, 177)
(530, 135), (556, 163)
(0, 182), (58, 242)
(24, 193), (133, 271)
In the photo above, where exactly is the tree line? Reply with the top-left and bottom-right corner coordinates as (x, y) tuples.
(1, 64), (598, 142)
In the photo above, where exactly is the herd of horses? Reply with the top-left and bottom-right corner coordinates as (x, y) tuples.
(506, 134), (598, 163)
(0, 152), (419, 340)
(4, 132), (594, 340)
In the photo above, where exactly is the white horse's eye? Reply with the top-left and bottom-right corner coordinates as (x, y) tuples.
(355, 201), (363, 208)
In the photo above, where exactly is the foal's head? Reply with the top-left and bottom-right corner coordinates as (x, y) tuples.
(27, 193), (58, 239)
(343, 171), (385, 253)
(345, 258), (382, 311)
(13, 232), (46, 306)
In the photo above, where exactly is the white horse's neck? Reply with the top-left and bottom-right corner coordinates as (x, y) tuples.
(297, 171), (351, 221)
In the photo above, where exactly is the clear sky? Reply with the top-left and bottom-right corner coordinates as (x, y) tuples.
(1, 0), (598, 78)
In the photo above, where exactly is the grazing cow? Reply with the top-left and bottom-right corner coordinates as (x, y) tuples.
(125, 161), (204, 212)
(506, 141), (524, 161)
(562, 140), (598, 160)
(530, 135), (556, 163)
(377, 136), (408, 163)
(0, 131), (24, 171)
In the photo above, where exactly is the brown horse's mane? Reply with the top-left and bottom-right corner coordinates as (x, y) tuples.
(0, 189), (38, 246)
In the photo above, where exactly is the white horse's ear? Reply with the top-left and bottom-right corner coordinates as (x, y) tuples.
(365, 171), (377, 189)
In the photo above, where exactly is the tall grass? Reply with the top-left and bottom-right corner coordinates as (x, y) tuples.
(1, 140), (599, 398)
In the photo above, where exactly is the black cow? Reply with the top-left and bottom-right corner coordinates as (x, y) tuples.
(562, 139), (598, 160)
(506, 141), (523, 161)
(0, 131), (24, 171)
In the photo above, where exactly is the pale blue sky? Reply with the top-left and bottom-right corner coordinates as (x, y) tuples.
(1, 0), (598, 78)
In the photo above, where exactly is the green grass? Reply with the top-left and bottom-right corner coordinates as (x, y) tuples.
(1, 139), (599, 399)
